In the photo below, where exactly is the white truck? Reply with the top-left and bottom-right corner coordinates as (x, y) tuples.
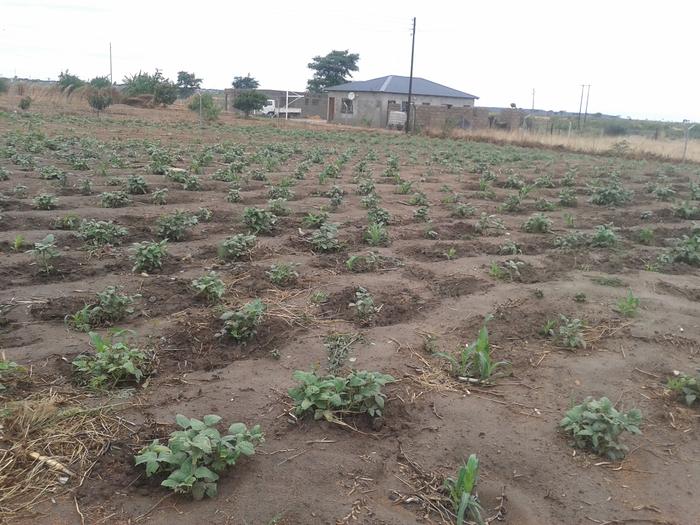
(260, 99), (302, 118)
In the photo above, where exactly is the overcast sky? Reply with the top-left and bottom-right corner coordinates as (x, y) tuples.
(1, 0), (698, 122)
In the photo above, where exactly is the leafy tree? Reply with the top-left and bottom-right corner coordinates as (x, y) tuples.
(187, 92), (220, 122)
(89, 76), (111, 88)
(232, 74), (259, 89)
(233, 90), (267, 117)
(0, 78), (9, 93)
(176, 71), (202, 98)
(123, 70), (177, 106)
(88, 87), (113, 116)
(58, 70), (84, 93)
(307, 50), (359, 92)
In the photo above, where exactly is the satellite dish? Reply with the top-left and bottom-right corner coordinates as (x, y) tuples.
(347, 92), (355, 100)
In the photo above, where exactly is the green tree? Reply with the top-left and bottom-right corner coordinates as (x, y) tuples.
(232, 74), (259, 89)
(88, 87), (113, 116)
(177, 71), (202, 98)
(89, 76), (112, 88)
(188, 93), (220, 122)
(233, 90), (267, 117)
(123, 70), (177, 106)
(0, 78), (9, 93)
(307, 50), (359, 92)
(58, 70), (84, 93)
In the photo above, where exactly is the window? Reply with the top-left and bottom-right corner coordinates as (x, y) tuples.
(341, 98), (354, 114)
(442, 103), (453, 109)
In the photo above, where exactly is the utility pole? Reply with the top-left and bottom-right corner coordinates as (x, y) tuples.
(583, 84), (591, 124)
(109, 42), (113, 84)
(531, 88), (535, 112)
(405, 17), (416, 134)
(577, 84), (585, 130)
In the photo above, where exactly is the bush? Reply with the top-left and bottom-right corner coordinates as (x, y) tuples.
(233, 90), (268, 117)
(603, 124), (628, 136)
(135, 414), (263, 500)
(122, 70), (177, 106)
(560, 397), (642, 459)
(288, 369), (395, 422)
(58, 70), (84, 92)
(187, 93), (220, 122)
(87, 87), (113, 115)
(18, 96), (31, 110)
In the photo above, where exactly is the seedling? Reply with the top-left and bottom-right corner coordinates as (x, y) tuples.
(220, 299), (266, 342)
(444, 454), (484, 525)
(413, 206), (430, 222)
(560, 397), (642, 460)
(131, 240), (168, 272)
(288, 369), (395, 422)
(191, 272), (226, 302)
(637, 227), (654, 245)
(367, 206), (390, 225)
(557, 315), (585, 349)
(498, 240), (522, 255)
(667, 371), (699, 406)
(615, 290), (640, 317)
(11, 234), (25, 252)
(267, 198), (290, 216)
(218, 234), (256, 261)
(135, 414), (263, 500)
(72, 330), (149, 389)
(349, 287), (378, 321)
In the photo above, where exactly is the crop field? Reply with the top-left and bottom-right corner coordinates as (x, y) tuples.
(0, 106), (699, 525)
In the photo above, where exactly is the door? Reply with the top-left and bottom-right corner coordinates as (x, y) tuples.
(328, 97), (335, 122)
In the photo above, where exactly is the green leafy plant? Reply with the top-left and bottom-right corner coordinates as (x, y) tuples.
(135, 414), (264, 500)
(367, 206), (390, 226)
(77, 219), (128, 246)
(615, 290), (640, 317)
(434, 323), (509, 383)
(664, 235), (700, 266)
(349, 287), (377, 322)
(27, 234), (59, 273)
(556, 315), (585, 349)
(156, 211), (198, 241)
(151, 188), (168, 205)
(451, 203), (475, 218)
(131, 240), (168, 272)
(266, 263), (299, 286)
(72, 330), (148, 389)
(243, 207), (277, 234)
(100, 191), (131, 208)
(667, 371), (699, 406)
(220, 299), (266, 342)
(589, 177), (633, 206)
(125, 175), (149, 195)
(0, 359), (25, 391)
(310, 222), (341, 252)
(590, 223), (618, 247)
(67, 286), (136, 331)
(560, 397), (642, 460)
(33, 193), (58, 210)
(444, 454), (484, 525)
(364, 222), (389, 246)
(559, 188), (578, 207)
(226, 188), (241, 203)
(522, 213), (552, 233)
(302, 211), (329, 228)
(288, 369), (395, 422)
(413, 206), (430, 222)
(218, 233), (257, 261)
(191, 272), (225, 302)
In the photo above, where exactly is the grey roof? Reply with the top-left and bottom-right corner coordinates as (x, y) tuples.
(326, 75), (478, 99)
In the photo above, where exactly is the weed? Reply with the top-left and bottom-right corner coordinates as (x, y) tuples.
(191, 272), (226, 302)
(218, 233), (256, 260)
(324, 332), (361, 374)
(288, 369), (395, 422)
(615, 290), (640, 317)
(364, 222), (389, 246)
(667, 371), (699, 406)
(266, 263), (299, 286)
(560, 397), (642, 460)
(220, 299), (266, 342)
(135, 414), (263, 500)
(434, 323), (509, 383)
(591, 276), (625, 287)
(444, 454), (484, 525)
(72, 330), (148, 389)
(131, 240), (168, 272)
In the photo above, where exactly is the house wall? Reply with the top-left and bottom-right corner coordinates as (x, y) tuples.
(223, 89), (328, 118)
(327, 90), (475, 127)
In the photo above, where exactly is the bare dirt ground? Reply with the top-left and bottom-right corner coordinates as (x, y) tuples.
(1, 102), (698, 525)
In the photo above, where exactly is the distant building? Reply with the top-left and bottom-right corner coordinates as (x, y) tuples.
(325, 75), (478, 127)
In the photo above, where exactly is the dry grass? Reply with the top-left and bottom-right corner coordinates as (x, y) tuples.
(445, 127), (700, 164)
(0, 390), (132, 520)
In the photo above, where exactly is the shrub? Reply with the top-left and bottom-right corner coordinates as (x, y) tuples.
(72, 330), (148, 389)
(123, 69), (177, 106)
(135, 415), (263, 500)
(191, 272), (225, 302)
(232, 90), (268, 117)
(18, 96), (31, 110)
(310, 222), (341, 252)
(156, 211), (198, 241)
(667, 371), (699, 406)
(77, 219), (128, 246)
(218, 233), (256, 260)
(444, 454), (483, 525)
(27, 234), (59, 273)
(243, 207), (276, 233)
(288, 369), (395, 422)
(87, 87), (113, 115)
(220, 299), (266, 342)
(560, 397), (642, 460)
(434, 323), (509, 383)
(33, 193), (58, 210)
(522, 213), (552, 233)
(67, 286), (136, 331)
(131, 240), (168, 272)
(58, 70), (84, 92)
(100, 191), (131, 208)
(187, 93), (220, 122)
